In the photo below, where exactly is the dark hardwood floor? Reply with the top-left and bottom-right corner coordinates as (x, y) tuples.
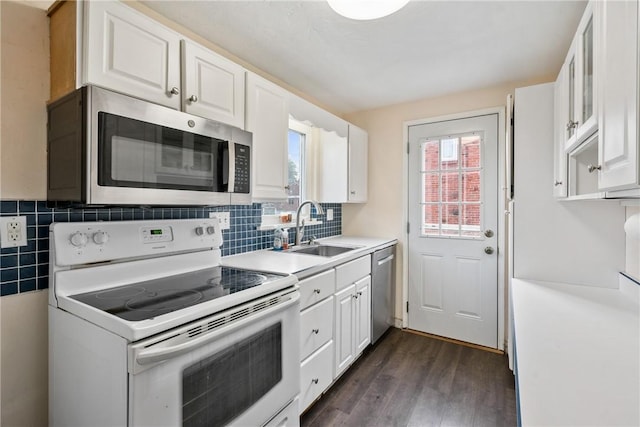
(301, 328), (517, 427)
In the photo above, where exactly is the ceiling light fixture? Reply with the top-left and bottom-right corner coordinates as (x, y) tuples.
(327, 0), (410, 20)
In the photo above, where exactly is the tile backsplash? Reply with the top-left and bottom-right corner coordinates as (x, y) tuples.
(0, 200), (341, 297)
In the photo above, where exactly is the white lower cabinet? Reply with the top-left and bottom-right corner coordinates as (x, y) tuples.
(334, 284), (356, 377)
(297, 255), (372, 415)
(300, 296), (334, 361)
(299, 341), (334, 414)
(334, 255), (372, 379)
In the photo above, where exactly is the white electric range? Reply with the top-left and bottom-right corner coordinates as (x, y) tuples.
(48, 218), (300, 427)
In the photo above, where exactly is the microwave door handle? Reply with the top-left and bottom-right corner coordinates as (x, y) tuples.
(227, 142), (235, 192)
(133, 292), (299, 367)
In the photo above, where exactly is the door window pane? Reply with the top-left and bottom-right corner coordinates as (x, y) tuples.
(419, 133), (483, 239)
(582, 16), (593, 123)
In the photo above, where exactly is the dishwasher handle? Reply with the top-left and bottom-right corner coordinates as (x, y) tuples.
(376, 254), (394, 266)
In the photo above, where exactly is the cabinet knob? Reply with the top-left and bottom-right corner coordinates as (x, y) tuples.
(169, 87), (180, 96)
(313, 288), (321, 294)
(311, 378), (319, 384)
(353, 294), (359, 299)
(189, 95), (198, 103)
(587, 164), (602, 173)
(357, 291), (362, 296)
(484, 246), (495, 255)
(312, 328), (319, 334)
(554, 180), (563, 186)
(350, 191), (356, 195)
(566, 120), (579, 131)
(284, 185), (290, 190)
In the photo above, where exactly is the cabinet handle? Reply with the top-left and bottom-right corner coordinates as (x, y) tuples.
(312, 328), (319, 334)
(587, 164), (602, 173)
(554, 180), (563, 186)
(189, 95), (198, 103)
(311, 378), (319, 384)
(313, 288), (321, 294)
(169, 87), (180, 96)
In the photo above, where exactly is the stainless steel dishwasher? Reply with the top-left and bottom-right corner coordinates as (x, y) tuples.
(371, 244), (396, 344)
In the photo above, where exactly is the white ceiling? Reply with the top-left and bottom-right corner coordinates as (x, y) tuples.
(141, 0), (587, 114)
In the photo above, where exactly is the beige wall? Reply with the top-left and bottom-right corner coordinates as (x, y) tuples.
(626, 207), (640, 279)
(0, 0), (49, 200)
(0, 2), (50, 426)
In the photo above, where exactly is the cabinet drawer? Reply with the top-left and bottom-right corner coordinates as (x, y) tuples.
(336, 255), (371, 290)
(300, 340), (334, 414)
(299, 269), (335, 310)
(300, 296), (334, 360)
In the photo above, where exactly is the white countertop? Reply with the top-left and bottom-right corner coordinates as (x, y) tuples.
(222, 235), (397, 279)
(511, 275), (640, 426)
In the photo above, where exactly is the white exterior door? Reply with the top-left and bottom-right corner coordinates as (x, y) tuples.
(407, 113), (499, 348)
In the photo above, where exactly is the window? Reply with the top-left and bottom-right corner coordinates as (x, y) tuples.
(421, 134), (483, 238)
(261, 119), (310, 222)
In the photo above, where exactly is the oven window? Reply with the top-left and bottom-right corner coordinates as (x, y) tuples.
(98, 112), (229, 192)
(182, 323), (282, 427)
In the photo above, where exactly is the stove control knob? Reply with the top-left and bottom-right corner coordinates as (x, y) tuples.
(70, 232), (88, 247)
(206, 226), (216, 235)
(195, 226), (204, 236)
(92, 231), (109, 245)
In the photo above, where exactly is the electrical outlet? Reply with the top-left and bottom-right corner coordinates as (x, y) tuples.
(0, 216), (27, 248)
(209, 211), (230, 230)
(327, 209), (334, 221)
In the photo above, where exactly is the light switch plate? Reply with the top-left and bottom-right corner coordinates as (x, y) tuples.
(210, 211), (230, 230)
(0, 216), (28, 248)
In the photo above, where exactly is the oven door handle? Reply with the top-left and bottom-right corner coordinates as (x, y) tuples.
(133, 292), (299, 368)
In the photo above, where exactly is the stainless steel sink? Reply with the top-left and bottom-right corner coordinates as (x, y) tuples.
(288, 245), (358, 257)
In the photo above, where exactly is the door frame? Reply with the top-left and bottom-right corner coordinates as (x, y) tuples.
(402, 107), (507, 351)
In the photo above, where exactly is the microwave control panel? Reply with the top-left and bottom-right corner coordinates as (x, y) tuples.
(234, 143), (251, 194)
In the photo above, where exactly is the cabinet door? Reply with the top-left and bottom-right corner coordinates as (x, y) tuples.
(354, 275), (371, 355)
(84, 1), (181, 109)
(598, 0), (639, 190)
(348, 125), (368, 203)
(313, 128), (348, 202)
(245, 72), (289, 200)
(181, 40), (245, 128)
(334, 284), (355, 378)
(553, 69), (568, 198)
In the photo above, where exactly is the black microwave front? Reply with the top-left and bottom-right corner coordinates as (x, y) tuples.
(47, 85), (252, 206)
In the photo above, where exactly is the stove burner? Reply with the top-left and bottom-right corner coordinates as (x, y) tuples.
(125, 290), (204, 312)
(69, 266), (288, 322)
(96, 286), (145, 299)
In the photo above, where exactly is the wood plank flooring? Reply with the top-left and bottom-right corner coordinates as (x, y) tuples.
(301, 328), (517, 427)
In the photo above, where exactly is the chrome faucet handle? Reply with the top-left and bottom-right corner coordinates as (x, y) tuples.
(307, 235), (317, 245)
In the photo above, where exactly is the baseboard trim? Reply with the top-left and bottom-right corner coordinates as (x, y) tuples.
(404, 328), (504, 355)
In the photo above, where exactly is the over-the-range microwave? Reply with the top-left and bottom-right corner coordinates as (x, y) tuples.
(47, 85), (252, 206)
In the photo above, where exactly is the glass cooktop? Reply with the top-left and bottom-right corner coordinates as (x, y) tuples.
(71, 267), (287, 321)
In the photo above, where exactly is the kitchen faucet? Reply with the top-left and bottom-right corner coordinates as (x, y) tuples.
(295, 200), (324, 246)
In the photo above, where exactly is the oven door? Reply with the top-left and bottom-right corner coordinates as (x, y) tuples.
(128, 288), (300, 427)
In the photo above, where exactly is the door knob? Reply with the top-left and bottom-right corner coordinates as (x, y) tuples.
(484, 246), (494, 255)
(484, 229), (494, 238)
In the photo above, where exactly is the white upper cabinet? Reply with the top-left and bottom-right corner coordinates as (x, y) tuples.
(597, 0), (639, 191)
(553, 71), (568, 198)
(312, 129), (349, 203)
(246, 72), (290, 200)
(561, 1), (598, 152)
(181, 40), (245, 129)
(347, 125), (368, 203)
(85, 1), (182, 109)
(81, 1), (246, 127)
